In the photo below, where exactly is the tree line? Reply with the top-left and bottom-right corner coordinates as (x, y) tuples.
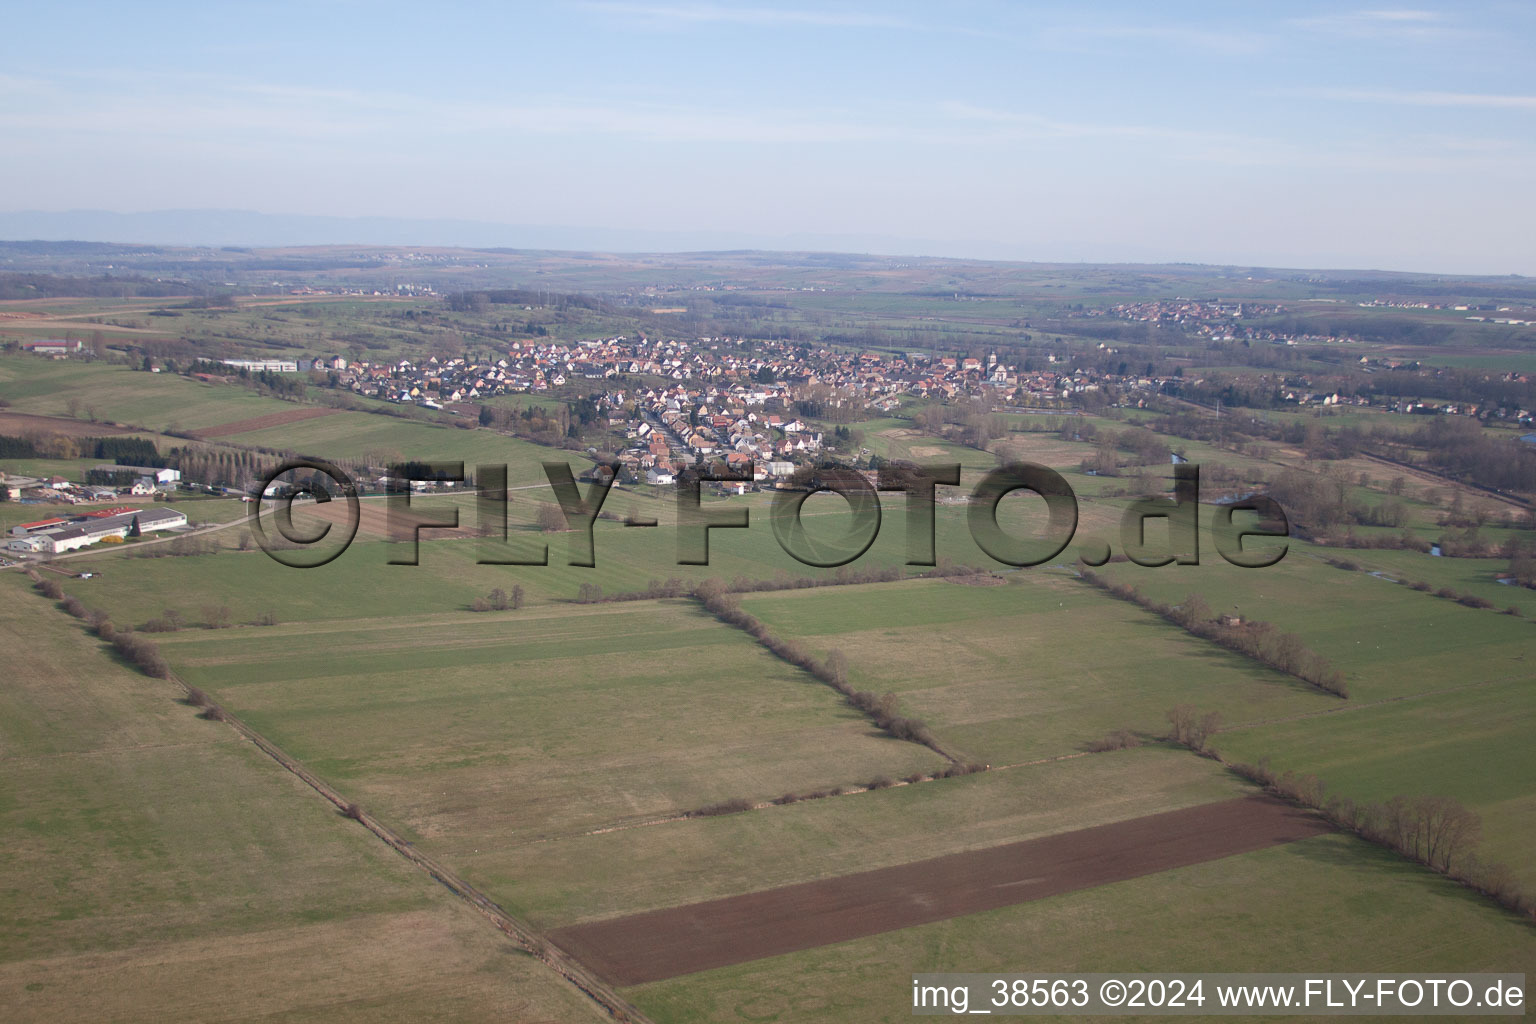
(1080, 571), (1348, 697)
(1156, 699), (1531, 920)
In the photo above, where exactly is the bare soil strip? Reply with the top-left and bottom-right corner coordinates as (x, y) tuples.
(0, 411), (134, 436)
(548, 794), (1329, 986)
(189, 406), (342, 438)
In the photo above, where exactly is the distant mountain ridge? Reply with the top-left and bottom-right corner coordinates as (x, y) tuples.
(0, 208), (1171, 264)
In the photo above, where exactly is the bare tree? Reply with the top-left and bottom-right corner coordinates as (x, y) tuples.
(536, 504), (566, 532)
(824, 648), (850, 688)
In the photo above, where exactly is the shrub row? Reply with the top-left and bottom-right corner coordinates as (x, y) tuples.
(1304, 529), (1433, 553)
(768, 764), (989, 808)
(686, 798), (754, 818)
(575, 562), (995, 605)
(1085, 727), (1142, 753)
(471, 586), (523, 612)
(693, 586), (954, 757)
(1081, 571), (1348, 697)
(1396, 578), (1511, 613)
(1229, 758), (1532, 920)
(111, 630), (170, 678)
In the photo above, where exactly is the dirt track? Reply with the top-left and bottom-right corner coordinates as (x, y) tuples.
(548, 794), (1329, 986)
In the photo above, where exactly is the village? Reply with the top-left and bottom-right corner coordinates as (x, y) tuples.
(307, 336), (1181, 484)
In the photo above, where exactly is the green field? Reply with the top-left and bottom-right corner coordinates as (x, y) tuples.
(212, 408), (564, 478)
(1087, 547), (1535, 892)
(1090, 548), (1532, 703)
(154, 599), (949, 845)
(738, 575), (1339, 766)
(0, 356), (305, 432)
(1214, 676), (1536, 888)
(482, 746), (1251, 926)
(5, 289), (1535, 1024)
(629, 831), (1536, 1024)
(0, 579), (607, 1024)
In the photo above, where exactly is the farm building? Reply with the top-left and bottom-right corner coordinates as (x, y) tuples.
(93, 465), (181, 485)
(223, 358), (299, 372)
(20, 338), (84, 356)
(11, 517), (71, 536)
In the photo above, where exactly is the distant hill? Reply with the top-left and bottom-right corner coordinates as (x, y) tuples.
(0, 209), (1064, 262)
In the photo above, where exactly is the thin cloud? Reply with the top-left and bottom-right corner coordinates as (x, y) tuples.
(577, 2), (919, 30)
(932, 101), (1261, 146)
(7, 69), (1531, 177)
(1283, 87), (1536, 109)
(1288, 8), (1470, 39)
(1041, 22), (1267, 55)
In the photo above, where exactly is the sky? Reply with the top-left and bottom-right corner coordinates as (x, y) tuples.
(1, 1), (1533, 273)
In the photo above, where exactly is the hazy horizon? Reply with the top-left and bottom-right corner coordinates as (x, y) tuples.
(3, 207), (1533, 279)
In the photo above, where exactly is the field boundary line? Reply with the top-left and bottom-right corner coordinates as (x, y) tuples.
(1214, 672), (1530, 733)
(166, 672), (654, 1024)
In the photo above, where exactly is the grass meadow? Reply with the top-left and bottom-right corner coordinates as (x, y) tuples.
(154, 598), (948, 840)
(627, 830), (1536, 1024)
(0, 356), (302, 432)
(737, 575), (1339, 767)
(0, 576), (607, 1024)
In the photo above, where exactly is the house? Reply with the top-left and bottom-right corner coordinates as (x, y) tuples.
(645, 467), (675, 486)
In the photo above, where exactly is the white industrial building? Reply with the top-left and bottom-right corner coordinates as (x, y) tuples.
(91, 465), (181, 485)
(14, 508), (189, 555)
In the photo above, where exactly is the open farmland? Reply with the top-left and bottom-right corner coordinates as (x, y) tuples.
(0, 410), (137, 437)
(0, 356), (309, 433)
(737, 575), (1340, 766)
(188, 404), (344, 437)
(153, 599), (949, 842)
(0, 578), (608, 1024)
(212, 407), (565, 475)
(1213, 675), (1536, 890)
(1089, 548), (1534, 703)
(552, 795), (1332, 985)
(61, 481), (1135, 625)
(3, 242), (1535, 1024)
(627, 831), (1536, 1024)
